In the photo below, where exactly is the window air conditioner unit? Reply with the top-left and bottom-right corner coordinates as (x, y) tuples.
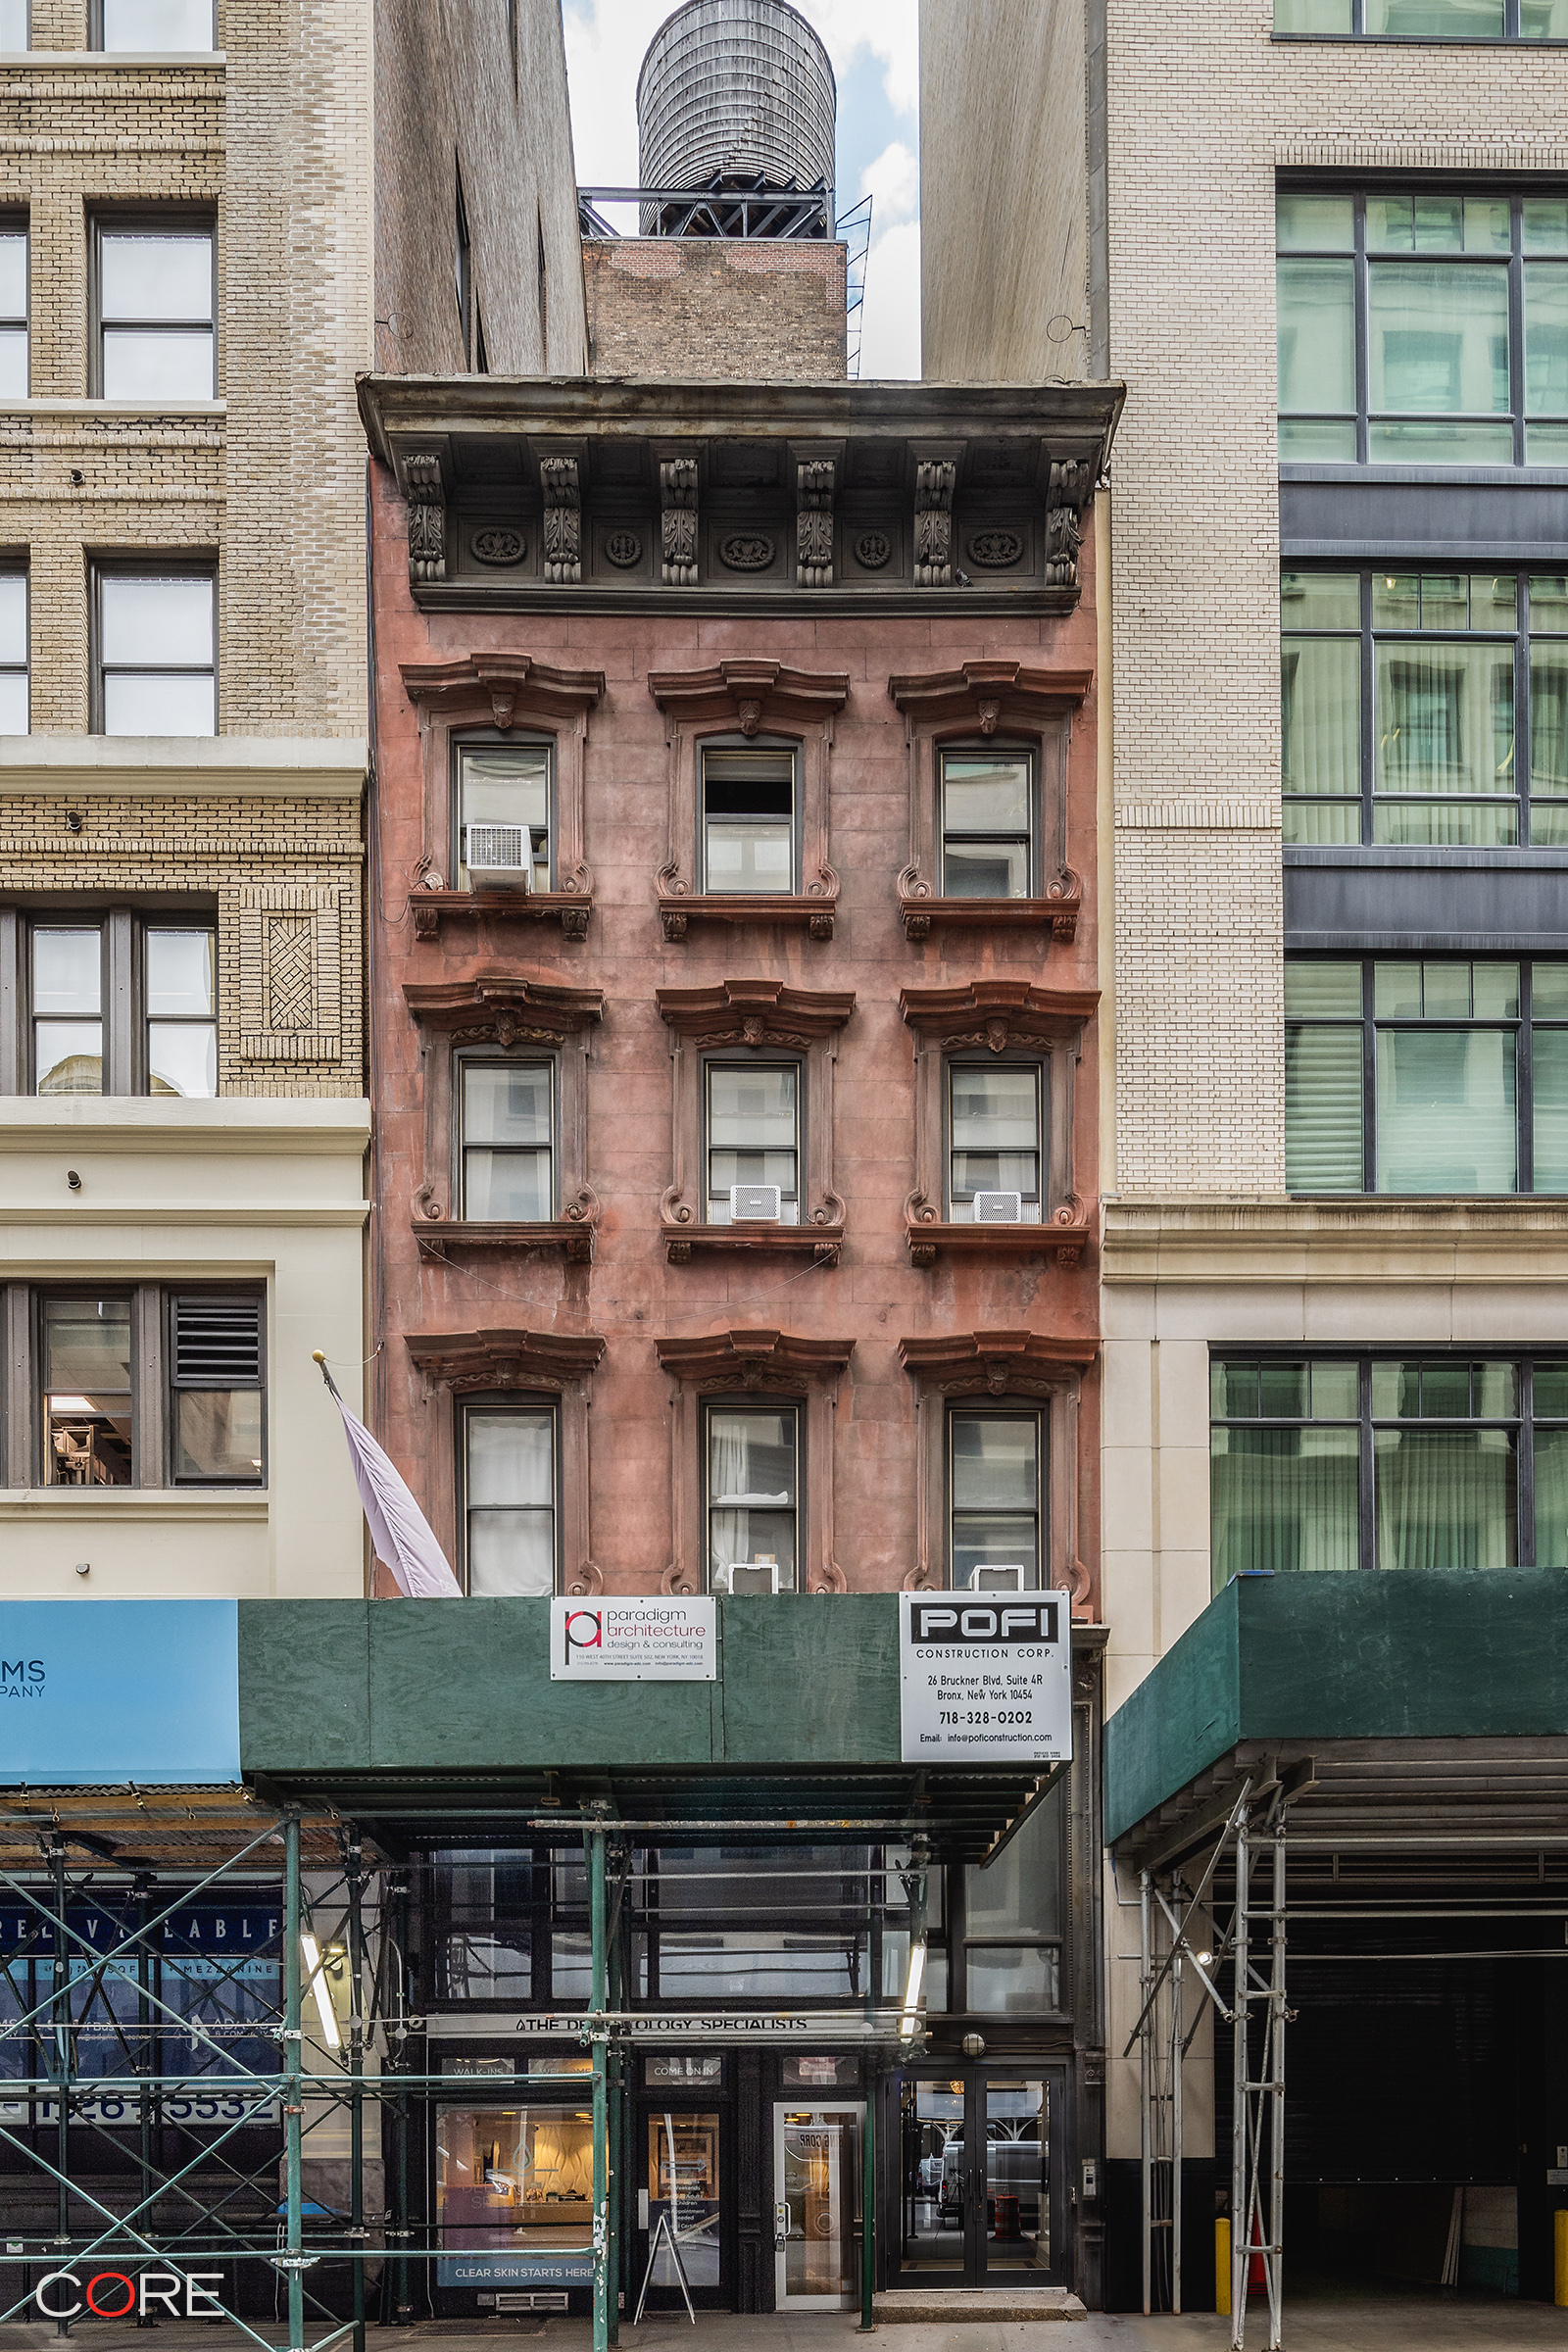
(466, 823), (534, 891)
(730, 1183), (782, 1222)
(969, 1564), (1027, 1592)
(974, 1191), (1023, 1223)
(714, 1561), (782, 1596)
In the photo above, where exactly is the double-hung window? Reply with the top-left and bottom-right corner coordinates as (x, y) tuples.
(94, 0), (216, 46)
(95, 567), (216, 735)
(455, 740), (552, 892)
(940, 748), (1034, 898)
(460, 1057), (555, 1220)
(947, 1062), (1043, 1220)
(1280, 568), (1568, 846)
(1284, 955), (1568, 1194)
(0, 570), (26, 730)
(704, 1058), (800, 1223)
(1208, 1354), (1568, 1585)
(463, 1404), (557, 1595)
(0, 223), (26, 398)
(28, 915), (217, 1097)
(701, 747), (797, 893)
(949, 1407), (1044, 1591)
(95, 220), (215, 401)
(706, 1403), (798, 1592)
(0, 4), (24, 47)
(1277, 188), (1568, 466)
(36, 1286), (263, 1488)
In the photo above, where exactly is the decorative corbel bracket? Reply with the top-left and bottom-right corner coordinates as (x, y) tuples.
(1046, 457), (1097, 591)
(661, 458), (699, 587)
(797, 459), (836, 588)
(541, 458), (582, 585)
(404, 452), (447, 586)
(914, 460), (955, 588)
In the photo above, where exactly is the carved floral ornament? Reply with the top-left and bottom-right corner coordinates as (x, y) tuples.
(655, 1328), (855, 1392)
(647, 658), (851, 737)
(402, 973), (605, 1043)
(400, 652), (605, 734)
(406, 1328), (607, 1395)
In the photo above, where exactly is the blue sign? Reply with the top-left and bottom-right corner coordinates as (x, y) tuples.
(0, 1602), (240, 1785)
(438, 2254), (593, 2288)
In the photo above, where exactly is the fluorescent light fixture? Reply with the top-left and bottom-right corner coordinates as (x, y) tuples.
(900, 1940), (926, 2038)
(300, 1931), (340, 2049)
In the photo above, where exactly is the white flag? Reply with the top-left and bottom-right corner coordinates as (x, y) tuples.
(316, 1357), (462, 1597)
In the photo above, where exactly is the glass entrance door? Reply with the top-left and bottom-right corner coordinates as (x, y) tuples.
(772, 2101), (863, 2307)
(637, 2109), (725, 2308)
(897, 2068), (1066, 2287)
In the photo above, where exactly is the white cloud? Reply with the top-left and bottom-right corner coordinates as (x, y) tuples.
(858, 218), (920, 380)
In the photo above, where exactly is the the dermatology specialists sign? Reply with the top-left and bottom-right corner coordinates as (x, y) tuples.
(549, 1596), (717, 1681)
(898, 1592), (1072, 1765)
(0, 1601), (240, 1784)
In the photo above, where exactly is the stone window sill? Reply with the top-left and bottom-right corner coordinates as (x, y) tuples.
(409, 887), (592, 943)
(661, 1219), (844, 1267)
(0, 1487), (266, 1519)
(898, 876), (1081, 943)
(658, 884), (838, 942)
(414, 1209), (598, 1264)
(905, 1214), (1091, 1269)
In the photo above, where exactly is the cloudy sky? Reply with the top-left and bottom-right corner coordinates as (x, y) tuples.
(563, 0), (921, 379)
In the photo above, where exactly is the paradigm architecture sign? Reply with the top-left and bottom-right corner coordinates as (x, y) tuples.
(898, 1592), (1072, 1764)
(548, 1596), (717, 1681)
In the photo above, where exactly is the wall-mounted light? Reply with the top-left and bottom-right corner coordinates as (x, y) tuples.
(300, 1931), (341, 2050)
(899, 1939), (925, 2039)
(66, 1170), (81, 1193)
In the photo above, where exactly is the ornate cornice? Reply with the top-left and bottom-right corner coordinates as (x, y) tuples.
(898, 980), (1099, 1049)
(887, 661), (1093, 726)
(899, 1330), (1096, 1396)
(399, 653), (605, 727)
(656, 1329), (856, 1389)
(403, 973), (605, 1040)
(406, 1327), (607, 1390)
(656, 978), (855, 1047)
(646, 660), (852, 734)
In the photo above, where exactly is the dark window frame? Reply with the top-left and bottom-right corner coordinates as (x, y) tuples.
(16, 903), (218, 1097)
(1277, 180), (1568, 468)
(943, 1053), (1046, 1221)
(697, 735), (802, 897)
(1283, 951), (1568, 1194)
(701, 1392), (802, 1595)
(1208, 1348), (1563, 1576)
(90, 556), (218, 736)
(0, 560), (28, 728)
(89, 207), (217, 403)
(164, 1288), (266, 1489)
(453, 1043), (560, 1224)
(457, 1390), (562, 1598)
(0, 213), (28, 396)
(944, 1398), (1046, 1593)
(450, 727), (557, 893)
(699, 1045), (806, 1227)
(937, 739), (1039, 901)
(1280, 564), (1568, 847)
(35, 1284), (135, 1490)
(1275, 0), (1566, 38)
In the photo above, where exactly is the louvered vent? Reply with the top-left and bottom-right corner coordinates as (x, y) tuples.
(172, 1296), (263, 1388)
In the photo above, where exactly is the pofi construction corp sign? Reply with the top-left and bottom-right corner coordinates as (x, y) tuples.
(899, 1592), (1072, 1764)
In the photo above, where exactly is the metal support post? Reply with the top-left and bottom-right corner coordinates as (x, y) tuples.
(607, 1862), (623, 2348)
(283, 1815), (304, 2352)
(50, 1841), (70, 2335)
(1140, 1869), (1152, 2317)
(1230, 1817), (1249, 2352)
(1265, 1824), (1287, 2352)
(391, 1872), (411, 2326)
(1171, 1936), (1183, 2317)
(589, 1827), (609, 2352)
(346, 1838), (367, 2352)
(858, 2067), (876, 2331)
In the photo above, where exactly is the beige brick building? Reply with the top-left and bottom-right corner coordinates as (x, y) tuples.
(923, 0), (1568, 2311)
(0, 0), (584, 1598)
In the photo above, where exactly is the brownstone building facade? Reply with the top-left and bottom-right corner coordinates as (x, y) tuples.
(358, 370), (1123, 2309)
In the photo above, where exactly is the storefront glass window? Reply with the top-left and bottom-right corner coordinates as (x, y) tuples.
(438, 2103), (594, 2262)
(647, 2112), (721, 2288)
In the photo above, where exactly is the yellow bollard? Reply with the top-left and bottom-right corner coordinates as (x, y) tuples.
(1555, 2209), (1568, 2307)
(1216, 2217), (1232, 2317)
